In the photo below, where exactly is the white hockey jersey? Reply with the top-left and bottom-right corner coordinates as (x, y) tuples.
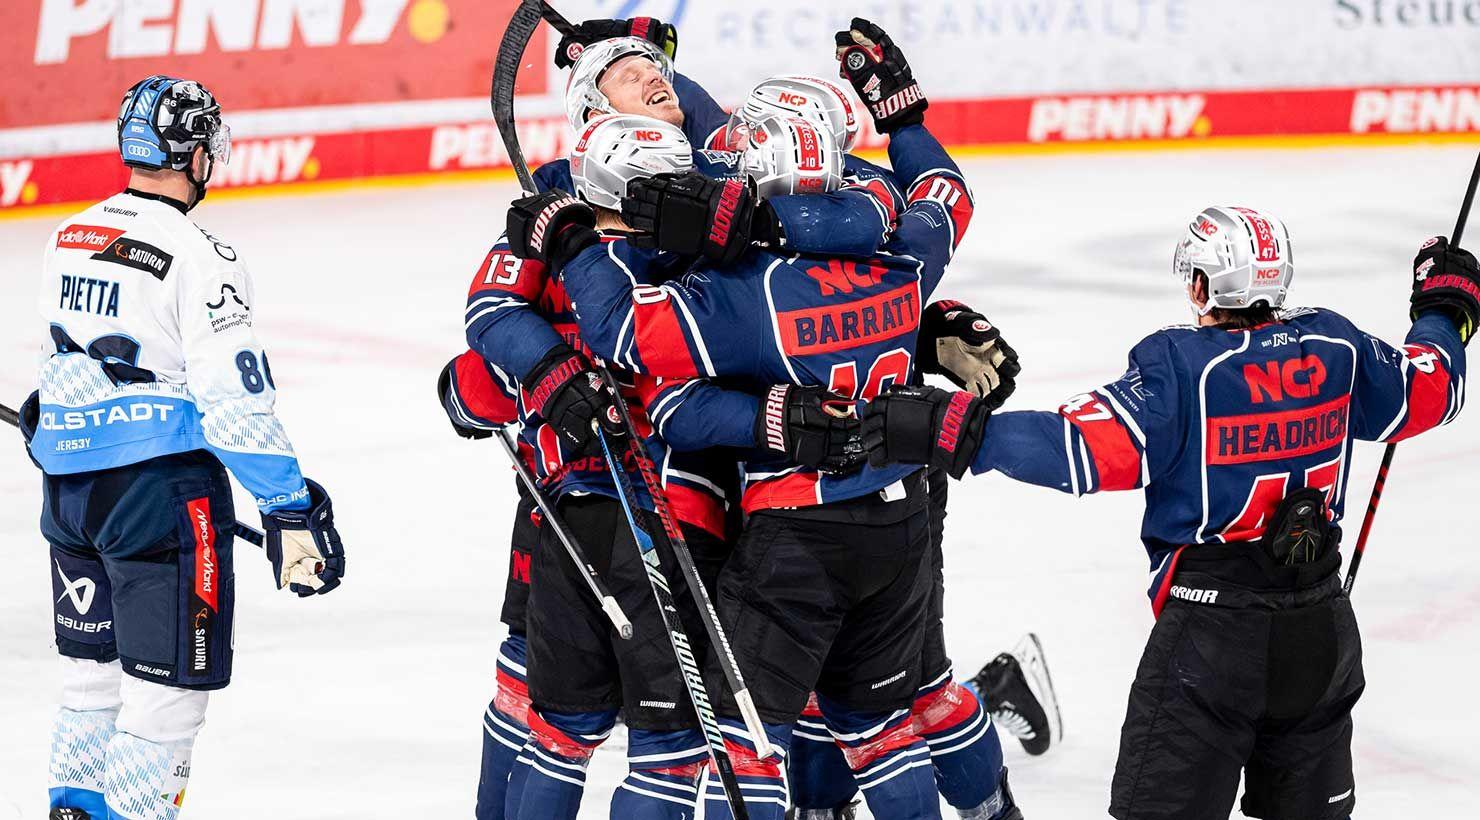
(31, 190), (309, 513)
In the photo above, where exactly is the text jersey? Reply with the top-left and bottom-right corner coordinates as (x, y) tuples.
(31, 191), (309, 513)
(558, 124), (974, 511)
(971, 308), (1466, 601)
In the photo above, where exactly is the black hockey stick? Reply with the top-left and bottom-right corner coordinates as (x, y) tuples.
(491, 0), (546, 196)
(537, 2), (576, 36)
(1, 401), (266, 548)
(1345, 149), (1480, 595)
(493, 427), (633, 638)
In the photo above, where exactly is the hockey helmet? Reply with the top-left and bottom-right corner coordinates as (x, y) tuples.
(564, 37), (676, 131)
(117, 75), (231, 173)
(1173, 206), (1294, 314)
(740, 116), (844, 200)
(570, 114), (693, 211)
(724, 75), (860, 153)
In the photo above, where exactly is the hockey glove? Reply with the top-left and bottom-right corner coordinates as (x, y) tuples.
(436, 356), (494, 440)
(861, 385), (989, 479)
(554, 17), (679, 69)
(1410, 235), (1480, 345)
(834, 18), (928, 134)
(623, 172), (763, 266)
(523, 344), (625, 455)
(507, 191), (599, 272)
(754, 384), (865, 474)
(917, 300), (1021, 409)
(263, 479), (345, 596)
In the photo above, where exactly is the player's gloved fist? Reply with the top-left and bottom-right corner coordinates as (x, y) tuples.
(1411, 235), (1480, 345)
(507, 191), (599, 271)
(554, 17), (679, 69)
(623, 172), (759, 266)
(523, 344), (624, 455)
(754, 384), (865, 474)
(834, 18), (927, 134)
(916, 300), (1022, 409)
(861, 385), (989, 480)
(263, 479), (345, 596)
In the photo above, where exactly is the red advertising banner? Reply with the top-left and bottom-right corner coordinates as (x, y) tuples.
(0, 1), (543, 128)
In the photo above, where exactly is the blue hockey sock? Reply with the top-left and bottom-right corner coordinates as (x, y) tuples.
(511, 708), (615, 820)
(702, 719), (793, 820)
(788, 696), (858, 811)
(818, 696), (941, 820)
(478, 635), (531, 820)
(912, 676), (1005, 812)
(611, 728), (710, 819)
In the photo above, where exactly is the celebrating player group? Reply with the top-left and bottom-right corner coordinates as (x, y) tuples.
(20, 6), (1477, 820)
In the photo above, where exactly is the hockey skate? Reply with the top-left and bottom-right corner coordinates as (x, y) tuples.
(49, 810), (90, 820)
(970, 633), (1063, 756)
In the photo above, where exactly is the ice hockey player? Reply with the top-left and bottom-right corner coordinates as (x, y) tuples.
(505, 20), (1021, 820)
(465, 111), (862, 820)
(860, 206), (1475, 819)
(21, 76), (346, 820)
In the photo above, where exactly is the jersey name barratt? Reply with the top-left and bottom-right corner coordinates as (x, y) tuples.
(779, 283), (919, 355)
(41, 402), (178, 431)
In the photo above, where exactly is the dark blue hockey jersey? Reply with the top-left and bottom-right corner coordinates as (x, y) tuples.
(968, 308), (1466, 608)
(557, 124), (974, 512)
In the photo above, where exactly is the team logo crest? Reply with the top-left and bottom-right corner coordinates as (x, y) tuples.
(567, 42), (586, 63)
(846, 51), (867, 72)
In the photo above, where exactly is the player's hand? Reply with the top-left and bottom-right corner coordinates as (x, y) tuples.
(263, 479), (345, 596)
(523, 344), (625, 455)
(436, 356), (494, 440)
(1411, 235), (1480, 345)
(554, 18), (679, 69)
(754, 384), (865, 474)
(834, 18), (927, 134)
(507, 191), (599, 271)
(623, 172), (757, 266)
(861, 385), (989, 479)
(916, 300), (1021, 409)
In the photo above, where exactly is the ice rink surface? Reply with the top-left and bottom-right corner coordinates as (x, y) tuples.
(3, 143), (1479, 819)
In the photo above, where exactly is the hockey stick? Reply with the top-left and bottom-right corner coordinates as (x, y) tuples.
(494, 427), (633, 639)
(1, 401), (266, 548)
(595, 426), (750, 819)
(491, 0), (545, 196)
(536, 2), (576, 36)
(1345, 149), (1480, 595)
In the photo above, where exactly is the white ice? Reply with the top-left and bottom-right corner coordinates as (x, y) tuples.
(3, 144), (1479, 819)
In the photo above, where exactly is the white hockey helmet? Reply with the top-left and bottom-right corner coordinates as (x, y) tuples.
(571, 114), (693, 210)
(1173, 206), (1294, 314)
(725, 75), (861, 153)
(564, 37), (676, 131)
(740, 116), (845, 200)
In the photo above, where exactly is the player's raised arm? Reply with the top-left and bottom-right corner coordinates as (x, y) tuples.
(1347, 237), (1473, 442)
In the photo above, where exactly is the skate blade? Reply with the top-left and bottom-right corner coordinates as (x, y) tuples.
(1013, 632), (1064, 747)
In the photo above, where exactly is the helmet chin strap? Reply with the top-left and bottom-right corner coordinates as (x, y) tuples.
(184, 155), (212, 210)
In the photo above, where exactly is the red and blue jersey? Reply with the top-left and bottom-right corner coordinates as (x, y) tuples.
(558, 124), (974, 511)
(968, 308), (1466, 605)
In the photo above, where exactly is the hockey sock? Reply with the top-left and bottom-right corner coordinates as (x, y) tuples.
(912, 676), (1005, 813)
(817, 696), (941, 820)
(702, 719), (793, 820)
(49, 658), (122, 817)
(611, 728), (710, 819)
(788, 695), (859, 811)
(512, 708), (615, 820)
(478, 636), (531, 820)
(103, 675), (207, 820)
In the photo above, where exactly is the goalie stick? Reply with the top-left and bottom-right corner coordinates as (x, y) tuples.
(493, 426), (634, 639)
(490, 3), (760, 814)
(1, 401), (266, 548)
(1345, 148), (1480, 595)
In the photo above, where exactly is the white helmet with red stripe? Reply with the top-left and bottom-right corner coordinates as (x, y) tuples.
(564, 37), (676, 131)
(570, 114), (693, 210)
(725, 75), (860, 153)
(740, 115), (844, 200)
(1173, 206), (1294, 314)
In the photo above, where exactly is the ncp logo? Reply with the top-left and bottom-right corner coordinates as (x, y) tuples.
(55, 560), (97, 615)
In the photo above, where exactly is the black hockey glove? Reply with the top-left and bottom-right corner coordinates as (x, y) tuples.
(834, 18), (928, 134)
(1410, 235), (1480, 345)
(436, 356), (494, 440)
(554, 17), (679, 69)
(754, 384), (865, 474)
(507, 191), (599, 271)
(523, 344), (625, 455)
(623, 172), (767, 267)
(861, 385), (989, 480)
(263, 479), (345, 597)
(917, 300), (1021, 409)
